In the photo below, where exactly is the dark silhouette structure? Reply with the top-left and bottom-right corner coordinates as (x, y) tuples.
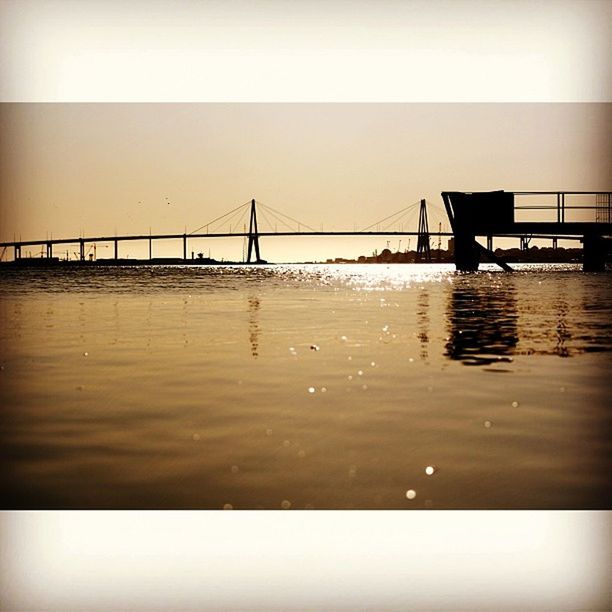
(442, 190), (612, 272)
(0, 198), (452, 265)
(3, 194), (607, 269)
(247, 199), (262, 263)
(415, 199), (431, 262)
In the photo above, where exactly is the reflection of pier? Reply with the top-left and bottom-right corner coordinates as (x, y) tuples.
(442, 191), (612, 272)
(445, 278), (518, 366)
(445, 275), (612, 362)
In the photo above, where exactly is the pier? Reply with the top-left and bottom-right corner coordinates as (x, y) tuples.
(442, 191), (612, 272)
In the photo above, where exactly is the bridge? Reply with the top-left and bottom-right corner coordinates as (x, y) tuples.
(1, 192), (610, 271)
(0, 198), (452, 264)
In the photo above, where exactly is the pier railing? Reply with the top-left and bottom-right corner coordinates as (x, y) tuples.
(513, 191), (612, 225)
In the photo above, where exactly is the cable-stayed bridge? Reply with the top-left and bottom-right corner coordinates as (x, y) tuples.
(0, 198), (451, 264)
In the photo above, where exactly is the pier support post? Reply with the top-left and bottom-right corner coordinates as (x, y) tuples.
(583, 234), (606, 272)
(453, 232), (480, 271)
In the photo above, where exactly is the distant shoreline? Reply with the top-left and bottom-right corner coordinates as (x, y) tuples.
(0, 254), (587, 268)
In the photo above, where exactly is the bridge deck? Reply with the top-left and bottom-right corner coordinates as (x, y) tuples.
(2, 225), (607, 250)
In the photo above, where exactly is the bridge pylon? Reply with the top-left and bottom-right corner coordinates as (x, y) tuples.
(416, 199), (432, 262)
(247, 199), (263, 263)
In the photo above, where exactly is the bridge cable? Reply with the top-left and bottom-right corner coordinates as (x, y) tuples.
(257, 201), (317, 233)
(360, 201), (420, 232)
(256, 206), (279, 234)
(223, 204), (251, 233)
(231, 205), (250, 234)
(380, 206), (419, 233)
(257, 203), (298, 233)
(188, 200), (251, 235)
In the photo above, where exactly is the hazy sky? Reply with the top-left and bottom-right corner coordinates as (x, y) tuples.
(1, 103), (610, 261)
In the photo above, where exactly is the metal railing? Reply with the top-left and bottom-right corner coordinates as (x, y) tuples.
(513, 191), (612, 224)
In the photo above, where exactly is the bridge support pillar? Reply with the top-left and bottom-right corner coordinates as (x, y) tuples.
(79, 239), (85, 261)
(183, 234), (187, 260)
(583, 234), (606, 272)
(14, 245), (21, 260)
(46, 242), (52, 258)
(114, 239), (118, 260)
(487, 235), (493, 251)
(149, 238), (152, 260)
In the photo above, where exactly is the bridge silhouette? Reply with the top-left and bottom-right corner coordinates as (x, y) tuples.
(1, 198), (452, 264)
(1, 191), (610, 270)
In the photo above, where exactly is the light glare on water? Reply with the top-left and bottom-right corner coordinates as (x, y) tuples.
(0, 263), (610, 509)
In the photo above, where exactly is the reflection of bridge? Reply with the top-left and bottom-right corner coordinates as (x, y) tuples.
(1, 198), (451, 264)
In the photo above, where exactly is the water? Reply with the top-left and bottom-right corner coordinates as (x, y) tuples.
(0, 263), (610, 509)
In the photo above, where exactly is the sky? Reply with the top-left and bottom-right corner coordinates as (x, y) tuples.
(1, 103), (610, 261)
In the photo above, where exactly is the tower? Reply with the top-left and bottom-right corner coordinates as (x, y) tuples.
(247, 199), (262, 263)
(416, 199), (432, 262)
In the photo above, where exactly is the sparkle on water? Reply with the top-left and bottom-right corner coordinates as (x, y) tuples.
(0, 262), (610, 509)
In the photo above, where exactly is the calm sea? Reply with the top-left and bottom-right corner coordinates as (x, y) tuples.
(0, 263), (610, 509)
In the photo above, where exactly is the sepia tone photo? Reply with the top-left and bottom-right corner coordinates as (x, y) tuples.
(1, 1), (612, 610)
(1, 102), (610, 510)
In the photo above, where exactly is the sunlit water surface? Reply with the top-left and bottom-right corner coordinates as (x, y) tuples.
(0, 263), (610, 509)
